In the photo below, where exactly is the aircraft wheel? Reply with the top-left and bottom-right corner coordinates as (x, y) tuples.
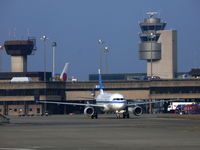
(94, 114), (98, 119)
(123, 114), (126, 118)
(127, 113), (130, 118)
(123, 112), (130, 119)
(91, 113), (98, 119)
(116, 113), (121, 119)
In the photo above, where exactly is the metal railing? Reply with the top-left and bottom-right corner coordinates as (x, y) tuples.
(0, 114), (10, 123)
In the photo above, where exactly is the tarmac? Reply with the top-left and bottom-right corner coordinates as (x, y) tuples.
(1, 114), (200, 150)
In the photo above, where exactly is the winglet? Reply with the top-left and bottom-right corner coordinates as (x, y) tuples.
(98, 69), (104, 94)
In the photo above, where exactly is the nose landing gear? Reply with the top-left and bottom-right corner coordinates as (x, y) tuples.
(115, 110), (130, 119)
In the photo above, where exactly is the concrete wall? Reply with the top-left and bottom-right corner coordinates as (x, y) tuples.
(11, 56), (27, 72)
(0, 80), (200, 115)
(0, 104), (42, 116)
(147, 30), (177, 79)
(0, 96), (35, 101)
(66, 90), (149, 100)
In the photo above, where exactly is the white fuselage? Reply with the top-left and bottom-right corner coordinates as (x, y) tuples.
(96, 93), (126, 112)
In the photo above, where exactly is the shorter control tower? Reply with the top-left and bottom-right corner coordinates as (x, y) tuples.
(4, 39), (35, 72)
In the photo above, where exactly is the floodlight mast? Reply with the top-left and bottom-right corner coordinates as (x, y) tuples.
(40, 35), (48, 115)
(52, 42), (57, 81)
(104, 46), (110, 74)
(98, 39), (104, 72)
(146, 11), (159, 18)
(40, 35), (48, 82)
(0, 45), (4, 72)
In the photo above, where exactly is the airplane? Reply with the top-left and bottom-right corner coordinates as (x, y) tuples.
(38, 69), (164, 119)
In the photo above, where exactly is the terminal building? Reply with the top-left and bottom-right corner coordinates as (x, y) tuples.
(0, 13), (200, 116)
(0, 39), (65, 116)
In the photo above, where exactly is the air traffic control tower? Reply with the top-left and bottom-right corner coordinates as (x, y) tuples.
(139, 12), (177, 79)
(4, 39), (35, 72)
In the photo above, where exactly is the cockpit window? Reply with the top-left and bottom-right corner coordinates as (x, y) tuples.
(113, 98), (124, 101)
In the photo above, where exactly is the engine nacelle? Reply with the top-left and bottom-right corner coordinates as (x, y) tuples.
(84, 107), (95, 117)
(128, 106), (143, 116)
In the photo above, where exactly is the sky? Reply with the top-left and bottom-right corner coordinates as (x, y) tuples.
(0, 0), (200, 80)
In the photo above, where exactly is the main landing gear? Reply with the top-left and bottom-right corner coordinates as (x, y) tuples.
(123, 112), (130, 118)
(91, 113), (98, 119)
(115, 112), (130, 119)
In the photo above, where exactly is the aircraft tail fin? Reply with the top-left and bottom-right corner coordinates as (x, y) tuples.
(60, 63), (69, 81)
(98, 69), (104, 94)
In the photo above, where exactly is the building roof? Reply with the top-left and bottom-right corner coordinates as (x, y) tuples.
(189, 69), (200, 76)
(0, 72), (52, 81)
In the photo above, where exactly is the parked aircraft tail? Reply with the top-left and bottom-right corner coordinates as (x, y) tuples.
(60, 63), (69, 81)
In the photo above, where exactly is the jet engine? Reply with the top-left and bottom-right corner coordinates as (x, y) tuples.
(128, 106), (143, 116)
(84, 107), (95, 117)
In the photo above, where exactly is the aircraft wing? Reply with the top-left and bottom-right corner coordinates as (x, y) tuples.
(126, 99), (181, 107)
(36, 101), (104, 108)
(76, 97), (95, 100)
(126, 101), (158, 107)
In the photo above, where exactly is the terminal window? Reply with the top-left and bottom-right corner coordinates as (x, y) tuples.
(37, 108), (40, 113)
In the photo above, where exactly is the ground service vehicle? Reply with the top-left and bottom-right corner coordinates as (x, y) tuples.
(167, 102), (195, 113)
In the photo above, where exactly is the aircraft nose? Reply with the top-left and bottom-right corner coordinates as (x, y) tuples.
(121, 102), (126, 109)
(117, 102), (126, 109)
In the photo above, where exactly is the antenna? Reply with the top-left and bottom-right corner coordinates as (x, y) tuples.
(8, 29), (11, 40)
(13, 28), (16, 40)
(146, 11), (159, 18)
(27, 28), (30, 37)
(0, 45), (4, 72)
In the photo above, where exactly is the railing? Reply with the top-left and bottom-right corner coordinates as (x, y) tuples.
(0, 114), (10, 123)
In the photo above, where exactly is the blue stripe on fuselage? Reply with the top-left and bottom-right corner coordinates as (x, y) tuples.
(96, 101), (126, 104)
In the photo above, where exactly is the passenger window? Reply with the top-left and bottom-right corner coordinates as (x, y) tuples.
(114, 98), (123, 101)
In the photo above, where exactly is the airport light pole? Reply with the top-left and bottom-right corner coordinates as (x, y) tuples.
(104, 46), (110, 74)
(40, 35), (48, 115)
(98, 39), (104, 72)
(40, 35), (48, 82)
(149, 32), (156, 114)
(0, 45), (4, 72)
(150, 32), (156, 79)
(52, 42), (57, 81)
